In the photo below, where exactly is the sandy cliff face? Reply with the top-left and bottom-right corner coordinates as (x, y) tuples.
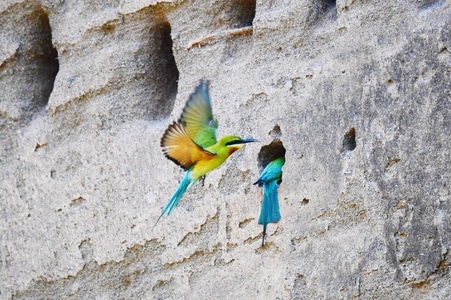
(1, 0), (450, 298)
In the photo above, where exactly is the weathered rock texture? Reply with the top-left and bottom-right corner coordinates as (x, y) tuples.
(1, 0), (450, 298)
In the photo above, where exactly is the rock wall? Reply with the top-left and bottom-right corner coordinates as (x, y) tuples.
(1, 0), (450, 298)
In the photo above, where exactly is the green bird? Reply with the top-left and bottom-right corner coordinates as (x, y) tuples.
(157, 80), (257, 224)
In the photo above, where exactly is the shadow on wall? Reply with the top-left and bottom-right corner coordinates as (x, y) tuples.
(229, 0), (256, 28)
(306, 0), (337, 26)
(148, 15), (179, 119)
(0, 4), (59, 123)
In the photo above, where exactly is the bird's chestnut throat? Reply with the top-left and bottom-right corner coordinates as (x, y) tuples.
(228, 147), (240, 155)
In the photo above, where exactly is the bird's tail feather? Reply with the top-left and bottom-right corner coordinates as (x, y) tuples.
(258, 180), (281, 226)
(154, 172), (192, 226)
(258, 180), (281, 246)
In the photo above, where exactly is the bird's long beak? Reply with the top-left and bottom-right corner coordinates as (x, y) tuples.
(226, 138), (259, 146)
(226, 138), (258, 146)
(240, 138), (259, 144)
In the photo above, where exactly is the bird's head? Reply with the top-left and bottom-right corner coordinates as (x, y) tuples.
(219, 136), (258, 155)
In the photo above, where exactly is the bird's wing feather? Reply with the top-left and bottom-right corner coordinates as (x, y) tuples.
(180, 81), (218, 148)
(254, 157), (285, 186)
(161, 121), (216, 170)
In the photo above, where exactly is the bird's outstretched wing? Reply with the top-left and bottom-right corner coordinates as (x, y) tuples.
(180, 80), (218, 148)
(161, 122), (215, 171)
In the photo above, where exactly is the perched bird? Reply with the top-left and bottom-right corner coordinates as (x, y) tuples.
(254, 155), (285, 246)
(157, 80), (257, 224)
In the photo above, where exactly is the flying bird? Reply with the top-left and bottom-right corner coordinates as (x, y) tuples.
(254, 147), (285, 246)
(157, 80), (257, 224)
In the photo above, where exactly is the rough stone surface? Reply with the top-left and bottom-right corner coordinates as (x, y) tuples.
(1, 0), (450, 299)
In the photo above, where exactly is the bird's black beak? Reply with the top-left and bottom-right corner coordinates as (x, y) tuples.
(226, 138), (259, 146)
(240, 138), (259, 144)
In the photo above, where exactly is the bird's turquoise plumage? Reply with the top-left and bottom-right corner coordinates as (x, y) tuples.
(254, 157), (285, 245)
(258, 180), (281, 225)
(155, 171), (193, 224)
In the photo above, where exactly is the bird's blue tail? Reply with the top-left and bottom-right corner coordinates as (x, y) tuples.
(258, 180), (281, 245)
(258, 180), (281, 225)
(155, 172), (192, 226)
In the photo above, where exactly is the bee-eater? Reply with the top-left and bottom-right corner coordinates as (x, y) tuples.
(254, 156), (285, 246)
(157, 80), (257, 224)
